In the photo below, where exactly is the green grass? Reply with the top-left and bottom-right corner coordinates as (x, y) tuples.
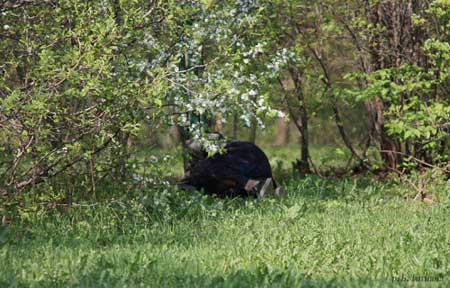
(142, 143), (355, 181)
(1, 176), (449, 287)
(263, 144), (354, 174)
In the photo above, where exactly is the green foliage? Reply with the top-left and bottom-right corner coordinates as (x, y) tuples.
(0, 0), (283, 197)
(0, 1), (164, 193)
(357, 62), (450, 152)
(339, 0), (450, 171)
(1, 176), (449, 287)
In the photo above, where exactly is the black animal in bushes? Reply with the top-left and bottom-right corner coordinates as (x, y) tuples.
(178, 136), (284, 197)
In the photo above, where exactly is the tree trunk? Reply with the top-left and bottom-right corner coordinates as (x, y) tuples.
(364, 1), (431, 171)
(248, 91), (258, 144)
(232, 113), (238, 139)
(297, 97), (310, 174)
(286, 69), (311, 174)
(273, 116), (288, 146)
(214, 117), (223, 134)
(249, 120), (257, 144)
(304, 42), (368, 170)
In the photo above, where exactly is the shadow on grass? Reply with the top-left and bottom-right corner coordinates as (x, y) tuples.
(10, 266), (439, 288)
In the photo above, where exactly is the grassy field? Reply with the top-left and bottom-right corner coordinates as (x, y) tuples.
(1, 174), (449, 287)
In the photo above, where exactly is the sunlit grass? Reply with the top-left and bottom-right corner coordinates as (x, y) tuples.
(1, 176), (449, 287)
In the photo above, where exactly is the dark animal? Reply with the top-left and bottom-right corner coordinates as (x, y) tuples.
(178, 139), (276, 197)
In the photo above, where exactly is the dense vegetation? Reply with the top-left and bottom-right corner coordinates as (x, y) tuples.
(0, 1), (449, 287)
(1, 174), (449, 287)
(1, 0), (449, 196)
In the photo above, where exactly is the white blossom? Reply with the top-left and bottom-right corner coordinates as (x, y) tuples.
(277, 110), (286, 118)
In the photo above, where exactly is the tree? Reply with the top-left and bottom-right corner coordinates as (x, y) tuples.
(0, 0), (283, 196)
(341, 0), (450, 171)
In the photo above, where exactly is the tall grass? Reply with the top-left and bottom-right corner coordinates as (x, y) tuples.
(1, 176), (449, 287)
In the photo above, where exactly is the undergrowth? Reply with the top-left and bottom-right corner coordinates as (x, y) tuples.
(1, 175), (449, 287)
